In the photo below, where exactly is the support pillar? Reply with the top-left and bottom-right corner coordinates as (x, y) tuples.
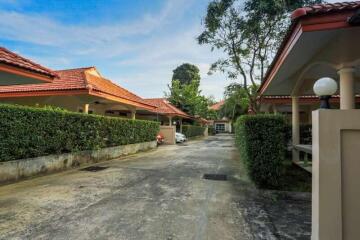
(272, 104), (278, 114)
(168, 116), (173, 126)
(84, 104), (89, 114)
(292, 96), (300, 162)
(338, 67), (355, 110)
(130, 109), (136, 120)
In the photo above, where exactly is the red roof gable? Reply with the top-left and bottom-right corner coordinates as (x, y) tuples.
(144, 98), (191, 118)
(0, 47), (57, 78)
(0, 67), (156, 110)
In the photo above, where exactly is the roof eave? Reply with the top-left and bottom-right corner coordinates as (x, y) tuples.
(0, 63), (55, 83)
(0, 89), (89, 98)
(258, 5), (360, 96)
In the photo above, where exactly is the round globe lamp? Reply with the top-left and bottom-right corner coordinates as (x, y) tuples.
(313, 77), (337, 109)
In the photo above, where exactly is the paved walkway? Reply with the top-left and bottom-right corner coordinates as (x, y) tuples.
(0, 134), (311, 240)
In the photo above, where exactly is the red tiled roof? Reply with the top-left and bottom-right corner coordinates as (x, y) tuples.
(85, 72), (153, 108)
(144, 98), (191, 118)
(292, 1), (360, 20)
(209, 100), (225, 111)
(0, 47), (57, 78)
(0, 67), (91, 93)
(0, 67), (155, 110)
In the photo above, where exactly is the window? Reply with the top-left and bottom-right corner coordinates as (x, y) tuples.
(215, 123), (225, 132)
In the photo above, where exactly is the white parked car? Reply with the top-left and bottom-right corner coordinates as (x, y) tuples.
(175, 132), (187, 143)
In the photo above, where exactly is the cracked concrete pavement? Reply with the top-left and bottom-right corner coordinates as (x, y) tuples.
(0, 134), (311, 240)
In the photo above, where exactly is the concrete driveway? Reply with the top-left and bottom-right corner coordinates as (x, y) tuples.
(0, 134), (311, 240)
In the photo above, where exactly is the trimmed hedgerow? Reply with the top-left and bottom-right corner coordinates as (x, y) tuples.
(0, 104), (160, 162)
(181, 125), (206, 138)
(235, 114), (287, 188)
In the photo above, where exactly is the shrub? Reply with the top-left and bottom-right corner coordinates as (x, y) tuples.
(181, 125), (206, 138)
(0, 104), (160, 162)
(235, 114), (287, 188)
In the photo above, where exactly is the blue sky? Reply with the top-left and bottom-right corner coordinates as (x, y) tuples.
(0, 0), (228, 100)
(0, 0), (346, 100)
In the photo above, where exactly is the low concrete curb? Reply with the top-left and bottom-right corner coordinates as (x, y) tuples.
(0, 141), (157, 184)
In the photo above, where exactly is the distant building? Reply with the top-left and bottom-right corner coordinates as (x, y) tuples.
(209, 100), (232, 133)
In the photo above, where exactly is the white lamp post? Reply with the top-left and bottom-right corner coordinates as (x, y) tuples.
(313, 77), (338, 109)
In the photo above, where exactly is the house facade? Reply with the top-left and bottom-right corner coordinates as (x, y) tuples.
(209, 100), (232, 133)
(0, 66), (156, 118)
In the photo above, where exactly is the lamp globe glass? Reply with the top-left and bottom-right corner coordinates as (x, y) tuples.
(313, 77), (337, 96)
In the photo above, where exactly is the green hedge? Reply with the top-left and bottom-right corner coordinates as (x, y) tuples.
(181, 125), (206, 138)
(235, 114), (287, 188)
(0, 104), (160, 162)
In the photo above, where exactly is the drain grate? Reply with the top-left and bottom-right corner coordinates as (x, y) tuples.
(81, 166), (108, 172)
(203, 174), (227, 181)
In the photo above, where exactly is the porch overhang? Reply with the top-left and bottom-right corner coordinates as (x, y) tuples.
(259, 6), (360, 97)
(0, 89), (157, 112)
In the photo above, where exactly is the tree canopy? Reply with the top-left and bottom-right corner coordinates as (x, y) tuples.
(219, 83), (252, 121)
(172, 63), (201, 88)
(167, 63), (214, 118)
(198, 0), (322, 112)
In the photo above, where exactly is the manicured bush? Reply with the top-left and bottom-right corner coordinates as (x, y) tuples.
(235, 114), (287, 188)
(181, 125), (206, 138)
(0, 104), (160, 162)
(208, 126), (215, 135)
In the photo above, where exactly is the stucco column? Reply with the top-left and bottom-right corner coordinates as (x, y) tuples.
(338, 67), (355, 110)
(292, 96), (300, 162)
(130, 109), (136, 120)
(168, 116), (173, 126)
(84, 104), (89, 114)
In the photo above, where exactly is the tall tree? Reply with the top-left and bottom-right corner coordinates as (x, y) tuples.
(172, 63), (201, 88)
(167, 79), (212, 118)
(198, 0), (322, 112)
(167, 63), (215, 118)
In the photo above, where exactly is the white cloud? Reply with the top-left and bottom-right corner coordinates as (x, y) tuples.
(0, 0), (229, 100)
